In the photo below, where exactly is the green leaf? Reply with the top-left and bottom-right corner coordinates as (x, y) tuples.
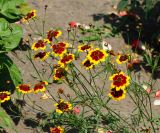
(0, 18), (23, 52)
(117, 0), (128, 11)
(0, 0), (30, 22)
(0, 54), (22, 88)
(80, 35), (101, 42)
(0, 107), (13, 128)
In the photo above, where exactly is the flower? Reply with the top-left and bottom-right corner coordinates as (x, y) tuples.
(22, 10), (36, 22)
(40, 92), (52, 100)
(106, 130), (113, 133)
(108, 87), (126, 101)
(51, 42), (69, 57)
(69, 21), (77, 28)
(131, 39), (140, 49)
(97, 128), (105, 133)
(33, 81), (48, 93)
(53, 67), (67, 80)
(44, 39), (51, 44)
(81, 24), (90, 30)
(82, 59), (94, 69)
(31, 40), (47, 51)
(155, 90), (160, 98)
(50, 126), (64, 133)
(34, 52), (50, 61)
(58, 54), (75, 67)
(118, 11), (128, 17)
(78, 44), (92, 52)
(16, 84), (32, 94)
(54, 99), (72, 114)
(87, 48), (108, 64)
(73, 107), (80, 114)
(47, 30), (62, 41)
(0, 91), (11, 103)
(153, 99), (160, 105)
(57, 88), (64, 94)
(142, 84), (151, 93)
(109, 71), (130, 90)
(102, 40), (112, 51)
(116, 54), (129, 64)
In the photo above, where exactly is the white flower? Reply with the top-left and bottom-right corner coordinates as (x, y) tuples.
(141, 45), (146, 50)
(40, 92), (52, 100)
(102, 40), (112, 51)
(76, 22), (81, 27)
(82, 24), (90, 30)
(142, 84), (147, 90)
(153, 100), (160, 105)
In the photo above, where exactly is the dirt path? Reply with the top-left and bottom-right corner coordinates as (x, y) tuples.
(7, 0), (159, 133)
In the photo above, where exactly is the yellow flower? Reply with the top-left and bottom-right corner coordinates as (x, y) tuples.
(16, 84), (32, 94)
(44, 39), (51, 44)
(50, 126), (64, 133)
(34, 52), (50, 61)
(31, 40), (47, 51)
(116, 54), (129, 64)
(54, 99), (72, 114)
(78, 44), (92, 52)
(109, 71), (130, 90)
(58, 54), (75, 67)
(87, 48), (108, 64)
(47, 30), (62, 41)
(22, 10), (36, 22)
(82, 58), (94, 70)
(108, 87), (126, 101)
(33, 81), (48, 93)
(54, 30), (62, 38)
(0, 91), (11, 103)
(53, 67), (67, 81)
(51, 42), (69, 57)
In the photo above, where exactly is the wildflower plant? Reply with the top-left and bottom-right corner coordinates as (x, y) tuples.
(9, 4), (160, 133)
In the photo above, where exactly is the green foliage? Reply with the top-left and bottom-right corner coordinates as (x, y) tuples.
(0, 18), (23, 53)
(117, 0), (128, 11)
(0, 54), (22, 88)
(0, 0), (30, 22)
(79, 24), (116, 42)
(0, 107), (15, 132)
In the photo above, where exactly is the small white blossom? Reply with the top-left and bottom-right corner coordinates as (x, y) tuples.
(102, 40), (112, 51)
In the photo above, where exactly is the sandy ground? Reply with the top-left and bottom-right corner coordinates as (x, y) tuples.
(3, 0), (160, 133)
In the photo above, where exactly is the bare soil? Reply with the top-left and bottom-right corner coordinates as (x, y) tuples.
(3, 0), (160, 133)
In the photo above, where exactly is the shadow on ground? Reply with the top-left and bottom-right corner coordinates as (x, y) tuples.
(92, 1), (160, 78)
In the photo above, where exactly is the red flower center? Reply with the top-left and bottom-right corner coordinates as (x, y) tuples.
(52, 43), (66, 54)
(50, 127), (61, 133)
(83, 60), (93, 67)
(55, 68), (66, 78)
(34, 84), (44, 91)
(81, 45), (91, 51)
(35, 40), (45, 48)
(19, 84), (30, 91)
(0, 93), (8, 100)
(61, 55), (73, 64)
(53, 31), (59, 37)
(47, 30), (54, 41)
(90, 50), (104, 61)
(25, 12), (35, 20)
(119, 55), (128, 62)
(34, 52), (47, 59)
(57, 102), (69, 111)
(111, 88), (123, 98)
(113, 74), (127, 87)
(47, 31), (60, 41)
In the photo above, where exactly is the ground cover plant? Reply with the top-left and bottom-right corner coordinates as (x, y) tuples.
(0, 0), (160, 133)
(0, 0), (30, 131)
